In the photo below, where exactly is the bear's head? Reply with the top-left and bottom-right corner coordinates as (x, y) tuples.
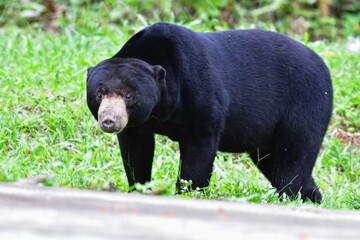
(86, 58), (166, 133)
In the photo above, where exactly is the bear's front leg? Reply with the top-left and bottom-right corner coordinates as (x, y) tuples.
(177, 134), (220, 191)
(117, 128), (155, 189)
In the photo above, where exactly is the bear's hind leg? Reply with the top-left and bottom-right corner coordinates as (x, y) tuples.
(249, 142), (322, 202)
(302, 176), (322, 203)
(270, 138), (322, 203)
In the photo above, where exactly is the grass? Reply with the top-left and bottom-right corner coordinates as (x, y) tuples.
(0, 4), (359, 210)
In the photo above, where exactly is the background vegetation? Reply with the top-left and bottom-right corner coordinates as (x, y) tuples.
(0, 1), (359, 210)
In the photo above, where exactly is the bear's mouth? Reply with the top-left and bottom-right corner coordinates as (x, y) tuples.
(98, 95), (128, 134)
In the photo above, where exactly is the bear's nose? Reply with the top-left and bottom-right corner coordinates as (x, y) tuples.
(101, 116), (116, 129)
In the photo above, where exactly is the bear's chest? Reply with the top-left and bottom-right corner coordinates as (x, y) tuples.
(144, 118), (182, 141)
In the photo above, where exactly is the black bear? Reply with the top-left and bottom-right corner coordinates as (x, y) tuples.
(87, 23), (333, 203)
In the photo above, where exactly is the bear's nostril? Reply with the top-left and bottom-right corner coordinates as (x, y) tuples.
(104, 120), (114, 126)
(102, 118), (115, 128)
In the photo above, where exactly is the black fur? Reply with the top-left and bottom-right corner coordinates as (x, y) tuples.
(87, 23), (333, 202)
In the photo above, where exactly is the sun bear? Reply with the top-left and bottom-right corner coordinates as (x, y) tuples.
(86, 22), (333, 202)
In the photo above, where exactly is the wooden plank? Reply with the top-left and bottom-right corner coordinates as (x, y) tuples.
(0, 183), (359, 240)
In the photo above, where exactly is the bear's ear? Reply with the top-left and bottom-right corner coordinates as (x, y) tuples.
(87, 67), (94, 82)
(153, 65), (166, 87)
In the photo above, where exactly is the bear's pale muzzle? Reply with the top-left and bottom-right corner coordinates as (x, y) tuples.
(98, 96), (128, 133)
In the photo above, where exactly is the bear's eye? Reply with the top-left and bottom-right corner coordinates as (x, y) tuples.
(96, 91), (103, 100)
(125, 93), (132, 101)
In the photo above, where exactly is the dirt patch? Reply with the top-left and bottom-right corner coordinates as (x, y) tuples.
(335, 127), (360, 147)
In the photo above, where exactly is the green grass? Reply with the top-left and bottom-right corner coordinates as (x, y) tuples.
(0, 4), (359, 210)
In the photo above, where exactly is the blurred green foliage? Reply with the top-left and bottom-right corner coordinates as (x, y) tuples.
(0, 0), (359, 40)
